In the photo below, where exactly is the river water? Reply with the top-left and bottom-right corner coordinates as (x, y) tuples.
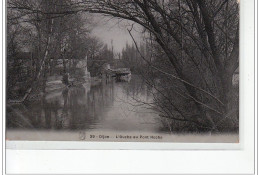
(6, 75), (239, 142)
(7, 75), (163, 133)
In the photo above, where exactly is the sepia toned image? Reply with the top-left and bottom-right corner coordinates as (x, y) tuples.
(6, 0), (239, 143)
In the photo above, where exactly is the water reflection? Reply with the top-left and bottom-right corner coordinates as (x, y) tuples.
(7, 75), (161, 132)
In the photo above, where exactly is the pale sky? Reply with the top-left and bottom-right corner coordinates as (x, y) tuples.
(91, 14), (141, 53)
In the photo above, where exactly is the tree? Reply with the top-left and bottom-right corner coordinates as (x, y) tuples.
(78, 0), (239, 131)
(7, 0), (239, 132)
(121, 42), (146, 72)
(86, 37), (114, 76)
(8, 0), (55, 101)
(7, 0), (93, 101)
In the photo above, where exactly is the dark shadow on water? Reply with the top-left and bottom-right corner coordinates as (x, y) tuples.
(7, 82), (114, 130)
(7, 75), (163, 133)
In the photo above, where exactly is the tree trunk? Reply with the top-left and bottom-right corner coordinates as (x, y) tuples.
(8, 19), (54, 103)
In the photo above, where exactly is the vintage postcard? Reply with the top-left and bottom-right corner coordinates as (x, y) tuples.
(6, 0), (239, 144)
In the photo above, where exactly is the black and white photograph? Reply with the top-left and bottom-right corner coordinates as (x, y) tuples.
(6, 0), (239, 143)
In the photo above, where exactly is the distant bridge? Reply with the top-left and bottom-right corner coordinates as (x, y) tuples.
(102, 68), (131, 82)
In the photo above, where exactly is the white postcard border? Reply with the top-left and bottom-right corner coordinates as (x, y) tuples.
(3, 0), (256, 174)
